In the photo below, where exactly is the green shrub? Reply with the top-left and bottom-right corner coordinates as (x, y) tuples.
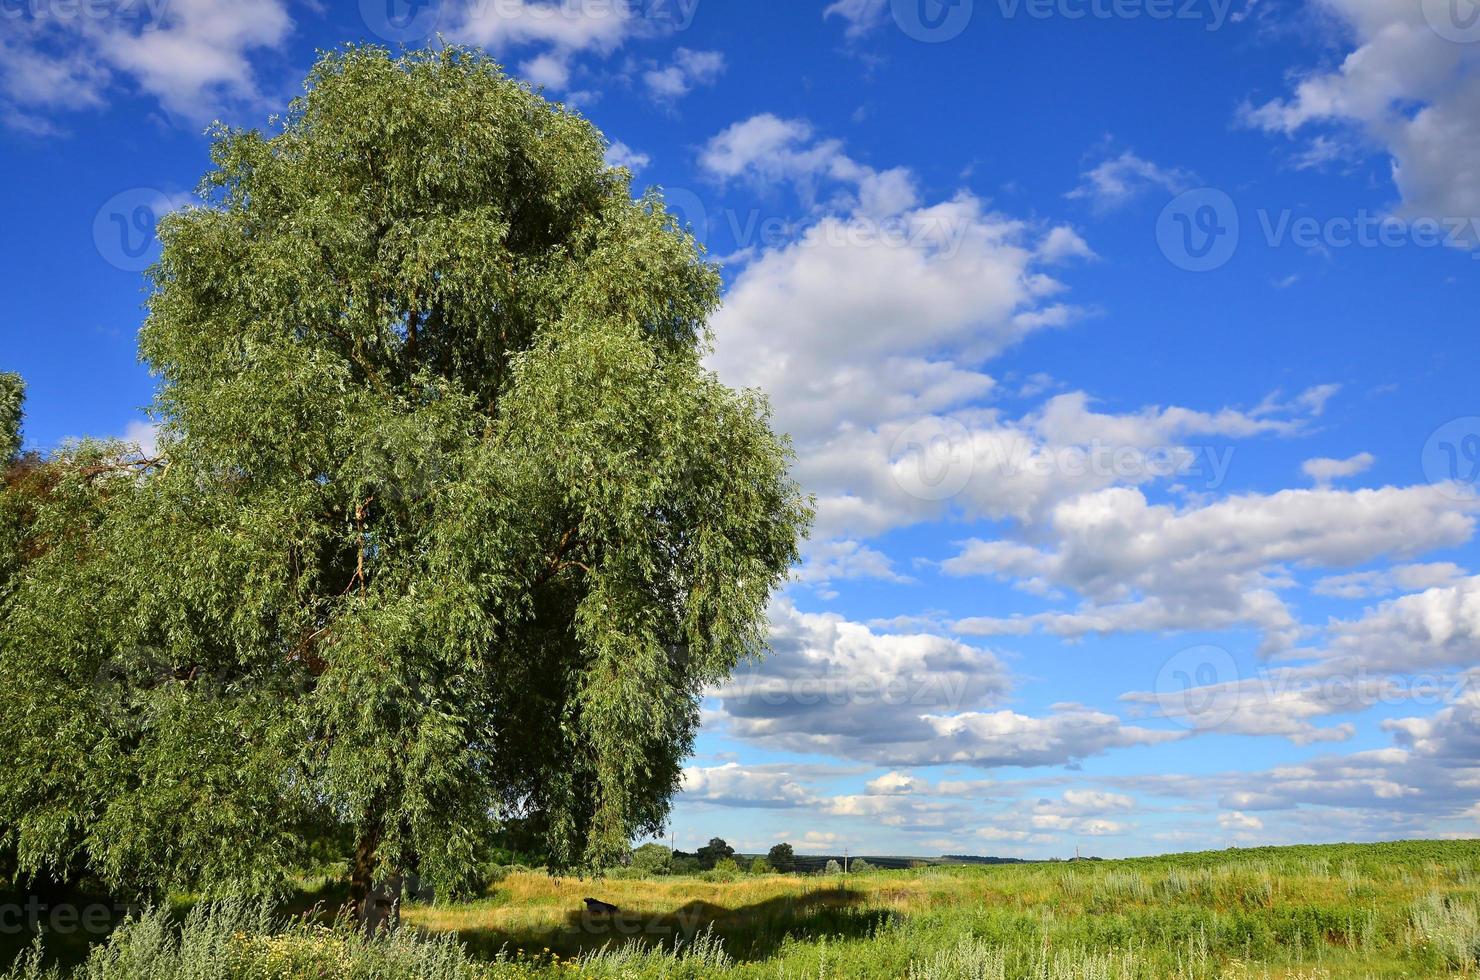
(699, 858), (740, 883)
(630, 843), (673, 875)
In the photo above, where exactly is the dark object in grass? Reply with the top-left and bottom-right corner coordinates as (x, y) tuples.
(583, 897), (620, 915)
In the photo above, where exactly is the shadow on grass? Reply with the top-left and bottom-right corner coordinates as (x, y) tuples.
(446, 884), (900, 963)
(0, 875), (356, 974)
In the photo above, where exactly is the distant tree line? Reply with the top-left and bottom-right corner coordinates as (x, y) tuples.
(615, 838), (911, 877)
(618, 838), (802, 876)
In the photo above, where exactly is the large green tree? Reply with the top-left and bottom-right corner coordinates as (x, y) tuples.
(0, 372), (29, 609)
(696, 837), (735, 869)
(0, 373), (22, 464)
(766, 841), (795, 873)
(0, 47), (808, 915)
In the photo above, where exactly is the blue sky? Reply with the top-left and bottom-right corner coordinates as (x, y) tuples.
(5, 0), (1480, 860)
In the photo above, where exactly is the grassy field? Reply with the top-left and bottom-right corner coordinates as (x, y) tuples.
(397, 840), (1480, 977)
(9, 840), (1480, 978)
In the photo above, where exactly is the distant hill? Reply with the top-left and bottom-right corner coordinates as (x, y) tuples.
(787, 854), (929, 871)
(744, 853), (1037, 871)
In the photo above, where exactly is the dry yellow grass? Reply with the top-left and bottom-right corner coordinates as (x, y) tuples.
(404, 870), (930, 959)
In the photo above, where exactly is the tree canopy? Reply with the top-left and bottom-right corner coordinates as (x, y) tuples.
(630, 842), (673, 874)
(0, 45), (808, 905)
(766, 842), (795, 873)
(696, 837), (735, 869)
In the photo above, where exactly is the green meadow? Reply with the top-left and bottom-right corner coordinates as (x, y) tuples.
(10, 840), (1480, 978)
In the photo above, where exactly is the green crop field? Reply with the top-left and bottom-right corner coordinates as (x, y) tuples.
(9, 839), (1480, 979)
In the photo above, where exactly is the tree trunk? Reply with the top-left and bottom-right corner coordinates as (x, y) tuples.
(349, 822), (392, 936)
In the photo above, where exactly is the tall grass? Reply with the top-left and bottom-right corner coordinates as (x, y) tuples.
(3, 902), (491, 980)
(1409, 891), (1480, 970)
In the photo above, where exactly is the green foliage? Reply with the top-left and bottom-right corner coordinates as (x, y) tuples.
(849, 859), (873, 873)
(697, 839), (735, 870)
(0, 371), (31, 598)
(631, 843), (673, 875)
(700, 858), (740, 883)
(748, 857), (770, 875)
(0, 45), (809, 899)
(765, 844), (794, 874)
(823, 860), (842, 876)
(0, 373), (22, 463)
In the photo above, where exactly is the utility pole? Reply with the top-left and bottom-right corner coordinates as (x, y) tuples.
(844, 846), (849, 874)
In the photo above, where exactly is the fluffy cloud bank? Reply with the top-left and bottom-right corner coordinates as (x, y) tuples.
(946, 484), (1476, 648)
(1244, 0), (1480, 231)
(1, 0), (292, 132)
(709, 602), (1174, 769)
